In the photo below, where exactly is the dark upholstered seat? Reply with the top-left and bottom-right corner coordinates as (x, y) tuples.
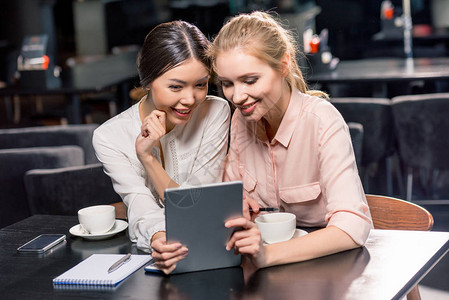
(0, 124), (99, 164)
(348, 122), (363, 171)
(391, 93), (449, 200)
(0, 146), (84, 228)
(331, 98), (395, 195)
(24, 163), (121, 216)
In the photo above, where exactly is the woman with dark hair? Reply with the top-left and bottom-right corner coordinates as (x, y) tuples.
(93, 21), (230, 274)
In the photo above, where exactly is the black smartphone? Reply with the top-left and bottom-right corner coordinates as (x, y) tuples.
(17, 234), (66, 253)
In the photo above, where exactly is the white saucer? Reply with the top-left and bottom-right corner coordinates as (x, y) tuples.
(263, 228), (308, 245)
(69, 220), (128, 240)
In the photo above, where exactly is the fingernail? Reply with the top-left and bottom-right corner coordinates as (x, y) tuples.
(225, 222), (229, 228)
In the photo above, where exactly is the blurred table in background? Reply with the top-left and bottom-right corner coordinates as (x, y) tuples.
(0, 50), (139, 124)
(307, 57), (449, 98)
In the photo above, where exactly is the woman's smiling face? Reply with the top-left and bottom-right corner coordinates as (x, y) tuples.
(148, 58), (209, 129)
(216, 48), (286, 123)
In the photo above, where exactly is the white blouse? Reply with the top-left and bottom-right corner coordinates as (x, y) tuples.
(93, 96), (230, 252)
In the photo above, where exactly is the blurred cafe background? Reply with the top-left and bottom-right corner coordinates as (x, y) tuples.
(1, 0), (449, 296)
(1, 0), (448, 124)
(1, 0), (449, 218)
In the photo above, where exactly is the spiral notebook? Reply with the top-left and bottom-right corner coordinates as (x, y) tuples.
(53, 254), (152, 286)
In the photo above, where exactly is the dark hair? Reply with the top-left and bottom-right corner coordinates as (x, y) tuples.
(137, 21), (211, 88)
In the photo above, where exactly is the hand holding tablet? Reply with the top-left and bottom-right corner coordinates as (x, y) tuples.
(148, 181), (243, 275)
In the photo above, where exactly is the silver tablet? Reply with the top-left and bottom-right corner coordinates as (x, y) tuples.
(164, 181), (243, 274)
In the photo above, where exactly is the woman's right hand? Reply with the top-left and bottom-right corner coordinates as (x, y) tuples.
(243, 197), (260, 221)
(136, 110), (166, 161)
(225, 217), (267, 269)
(150, 232), (188, 275)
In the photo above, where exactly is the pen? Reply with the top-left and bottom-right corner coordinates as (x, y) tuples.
(249, 207), (280, 213)
(108, 253), (132, 273)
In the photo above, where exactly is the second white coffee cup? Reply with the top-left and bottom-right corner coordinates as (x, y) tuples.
(78, 205), (115, 234)
(255, 212), (296, 244)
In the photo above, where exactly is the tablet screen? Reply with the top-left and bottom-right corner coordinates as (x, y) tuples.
(165, 181), (243, 274)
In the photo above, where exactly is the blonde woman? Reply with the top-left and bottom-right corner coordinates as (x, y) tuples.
(208, 11), (372, 269)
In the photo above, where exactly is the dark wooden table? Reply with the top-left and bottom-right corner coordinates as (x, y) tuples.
(306, 57), (449, 97)
(1, 215), (448, 300)
(0, 51), (139, 124)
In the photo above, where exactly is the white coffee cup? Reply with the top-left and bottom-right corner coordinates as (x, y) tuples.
(255, 212), (296, 244)
(78, 205), (115, 234)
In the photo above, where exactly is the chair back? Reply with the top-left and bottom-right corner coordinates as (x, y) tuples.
(391, 93), (449, 170)
(0, 146), (84, 228)
(111, 202), (127, 220)
(0, 124), (99, 164)
(366, 194), (433, 231)
(348, 122), (363, 171)
(331, 98), (394, 165)
(366, 194), (434, 300)
(24, 164), (121, 216)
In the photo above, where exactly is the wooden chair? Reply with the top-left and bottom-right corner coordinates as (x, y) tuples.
(129, 86), (146, 103)
(366, 194), (434, 300)
(111, 202), (127, 220)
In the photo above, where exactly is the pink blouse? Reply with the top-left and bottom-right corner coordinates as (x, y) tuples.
(224, 89), (373, 245)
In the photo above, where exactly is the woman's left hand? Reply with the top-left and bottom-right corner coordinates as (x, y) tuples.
(225, 217), (267, 269)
